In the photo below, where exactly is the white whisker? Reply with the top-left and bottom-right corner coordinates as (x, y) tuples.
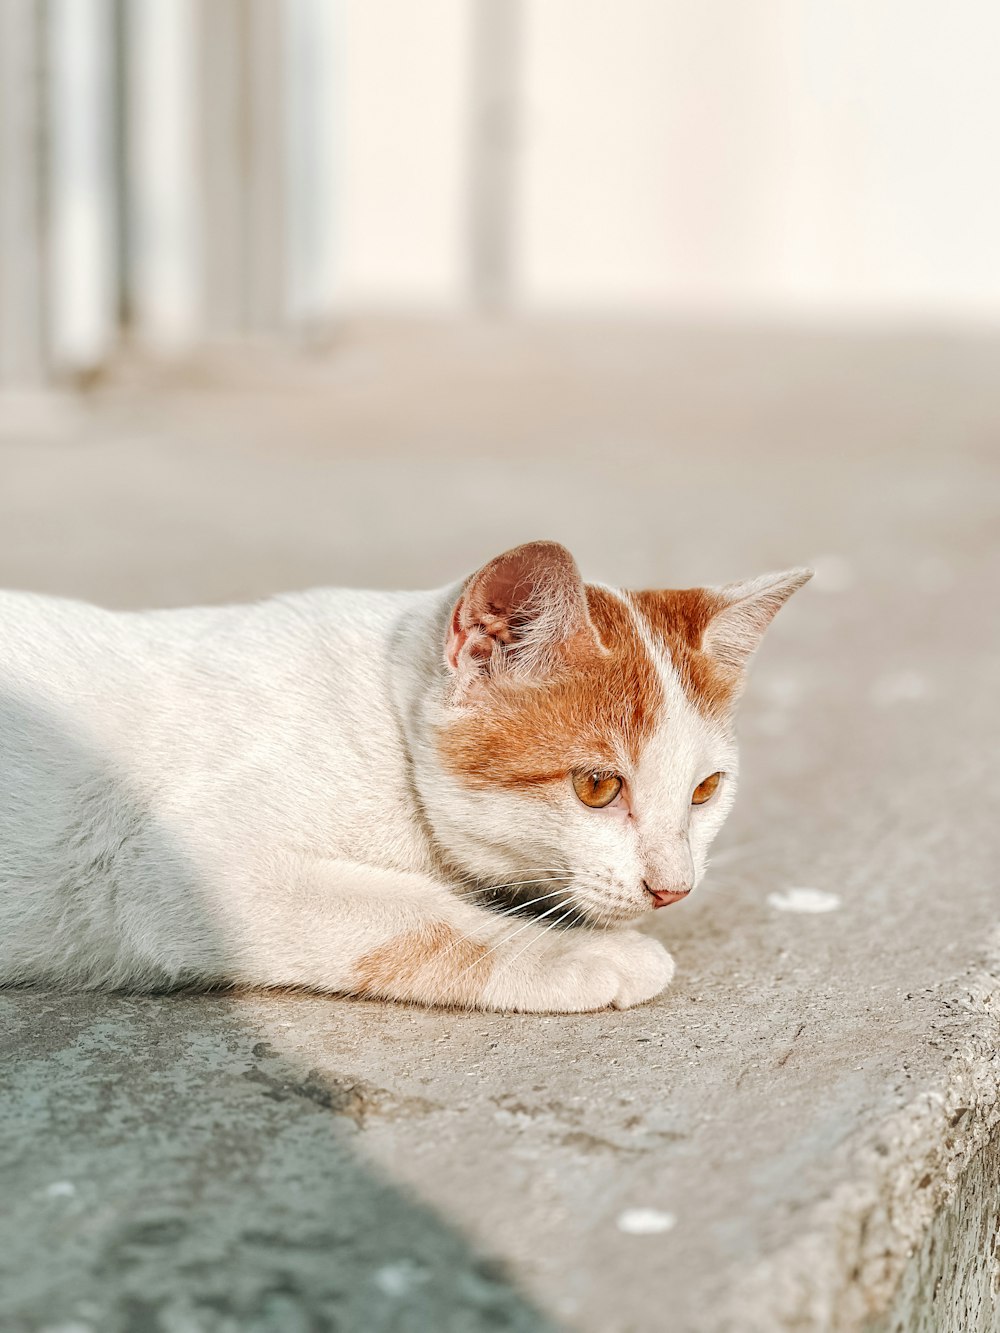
(450, 897), (571, 984)
(436, 888), (570, 963)
(501, 903), (578, 972)
(440, 873), (575, 969)
(452, 874), (570, 902)
(487, 888), (569, 919)
(538, 910), (580, 955)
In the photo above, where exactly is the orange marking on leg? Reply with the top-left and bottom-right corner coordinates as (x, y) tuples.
(352, 922), (492, 1008)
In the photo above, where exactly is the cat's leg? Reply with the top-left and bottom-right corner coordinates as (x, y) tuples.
(232, 860), (673, 1013)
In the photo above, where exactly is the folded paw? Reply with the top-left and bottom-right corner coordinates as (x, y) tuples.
(481, 927), (674, 1013)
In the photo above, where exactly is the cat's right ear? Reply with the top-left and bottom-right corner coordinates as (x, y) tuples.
(445, 541), (595, 696)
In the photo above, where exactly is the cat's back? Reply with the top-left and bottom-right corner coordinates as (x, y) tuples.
(0, 587), (124, 668)
(0, 587), (236, 691)
(0, 582), (445, 844)
(0, 583), (428, 701)
(0, 584), (448, 986)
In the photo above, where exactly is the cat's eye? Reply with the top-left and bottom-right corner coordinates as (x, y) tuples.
(692, 772), (723, 805)
(572, 771), (623, 809)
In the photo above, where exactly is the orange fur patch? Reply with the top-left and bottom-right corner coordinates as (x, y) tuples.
(630, 588), (742, 719)
(438, 585), (663, 788)
(351, 922), (491, 1008)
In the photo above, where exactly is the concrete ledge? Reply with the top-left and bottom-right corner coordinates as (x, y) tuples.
(723, 939), (1000, 1331)
(2, 321), (999, 1331)
(886, 1123), (1000, 1333)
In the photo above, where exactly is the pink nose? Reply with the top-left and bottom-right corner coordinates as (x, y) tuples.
(644, 882), (691, 909)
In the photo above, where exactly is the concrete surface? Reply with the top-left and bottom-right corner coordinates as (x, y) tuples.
(1, 319), (999, 1332)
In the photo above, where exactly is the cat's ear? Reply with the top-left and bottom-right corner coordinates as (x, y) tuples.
(446, 541), (595, 692)
(701, 568), (813, 670)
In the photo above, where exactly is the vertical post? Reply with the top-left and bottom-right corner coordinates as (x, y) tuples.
(468, 0), (521, 311)
(47, 0), (117, 375)
(284, 0), (338, 329)
(244, 0), (285, 332)
(110, 0), (131, 332)
(196, 0), (285, 335)
(196, 0), (247, 331)
(126, 0), (199, 350)
(0, 0), (50, 384)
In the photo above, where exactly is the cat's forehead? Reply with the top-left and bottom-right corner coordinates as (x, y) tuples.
(438, 584), (736, 789)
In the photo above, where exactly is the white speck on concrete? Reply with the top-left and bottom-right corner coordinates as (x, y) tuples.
(870, 670), (931, 706)
(616, 1208), (677, 1235)
(809, 554), (855, 593)
(374, 1259), (429, 1297)
(45, 1181), (77, 1198)
(768, 888), (842, 914)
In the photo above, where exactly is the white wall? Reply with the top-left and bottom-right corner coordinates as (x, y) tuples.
(316, 0), (1000, 319)
(4, 0), (1000, 382)
(335, 0), (471, 307)
(518, 0), (1000, 317)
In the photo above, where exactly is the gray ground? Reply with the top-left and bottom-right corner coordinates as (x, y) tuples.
(1, 320), (998, 1333)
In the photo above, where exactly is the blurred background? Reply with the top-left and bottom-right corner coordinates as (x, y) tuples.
(2, 0), (998, 615)
(1, 0), (998, 623)
(4, 0), (1000, 382)
(4, 7), (1000, 1330)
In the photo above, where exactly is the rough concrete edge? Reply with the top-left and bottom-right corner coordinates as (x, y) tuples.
(716, 930), (1000, 1333)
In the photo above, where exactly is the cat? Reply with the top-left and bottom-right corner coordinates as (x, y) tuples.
(0, 541), (810, 1013)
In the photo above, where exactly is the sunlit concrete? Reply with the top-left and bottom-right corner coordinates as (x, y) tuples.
(2, 320), (998, 1332)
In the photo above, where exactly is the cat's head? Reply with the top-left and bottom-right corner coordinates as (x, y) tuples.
(425, 541), (810, 926)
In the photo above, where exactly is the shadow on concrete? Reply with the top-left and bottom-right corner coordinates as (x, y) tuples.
(0, 689), (559, 1333)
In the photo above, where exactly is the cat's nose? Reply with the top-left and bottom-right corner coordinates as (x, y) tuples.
(643, 880), (691, 909)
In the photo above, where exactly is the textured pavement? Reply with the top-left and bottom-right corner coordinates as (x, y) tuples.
(1, 320), (999, 1332)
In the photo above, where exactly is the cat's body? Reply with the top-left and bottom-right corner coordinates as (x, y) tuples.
(0, 543), (809, 1012)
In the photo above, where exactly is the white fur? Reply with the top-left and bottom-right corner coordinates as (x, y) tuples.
(413, 585), (735, 934)
(0, 561), (800, 1011)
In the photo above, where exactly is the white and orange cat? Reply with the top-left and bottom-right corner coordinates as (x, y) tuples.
(0, 542), (809, 1012)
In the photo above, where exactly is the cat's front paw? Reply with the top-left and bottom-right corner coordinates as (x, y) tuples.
(483, 927), (674, 1013)
(574, 929), (675, 1010)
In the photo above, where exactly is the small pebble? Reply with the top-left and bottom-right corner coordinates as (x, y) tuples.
(374, 1259), (428, 1297)
(616, 1208), (676, 1235)
(767, 888), (841, 914)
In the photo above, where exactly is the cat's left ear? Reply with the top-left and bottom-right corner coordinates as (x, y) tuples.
(701, 568), (813, 671)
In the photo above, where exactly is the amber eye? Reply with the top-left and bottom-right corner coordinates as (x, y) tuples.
(691, 772), (723, 806)
(572, 771), (623, 809)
